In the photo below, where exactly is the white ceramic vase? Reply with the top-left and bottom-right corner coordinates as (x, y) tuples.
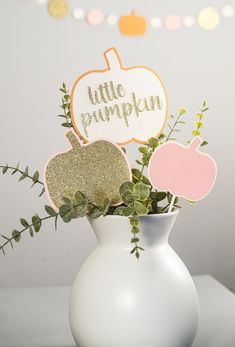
(69, 211), (199, 347)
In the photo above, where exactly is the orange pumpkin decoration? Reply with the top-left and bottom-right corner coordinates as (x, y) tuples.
(119, 10), (147, 36)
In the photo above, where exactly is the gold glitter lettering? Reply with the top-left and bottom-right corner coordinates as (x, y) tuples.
(88, 87), (96, 105)
(122, 103), (132, 127)
(98, 84), (108, 104)
(117, 84), (126, 98)
(149, 95), (162, 110)
(82, 82), (164, 137)
(131, 92), (143, 117)
(81, 113), (92, 137)
(110, 81), (118, 99)
(104, 104), (121, 121)
(104, 82), (112, 101)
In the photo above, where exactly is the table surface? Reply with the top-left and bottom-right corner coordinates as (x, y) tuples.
(0, 275), (235, 347)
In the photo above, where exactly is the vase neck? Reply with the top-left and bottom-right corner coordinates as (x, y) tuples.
(87, 212), (178, 249)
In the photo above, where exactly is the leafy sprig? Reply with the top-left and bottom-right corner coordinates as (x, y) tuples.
(0, 163), (45, 197)
(0, 191), (111, 255)
(58, 83), (73, 129)
(115, 181), (150, 258)
(0, 100), (210, 259)
(165, 107), (187, 142)
(191, 101), (209, 146)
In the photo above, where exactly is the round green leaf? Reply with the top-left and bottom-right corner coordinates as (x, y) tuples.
(119, 181), (134, 194)
(12, 230), (21, 242)
(133, 183), (150, 201)
(134, 201), (149, 216)
(150, 191), (166, 202)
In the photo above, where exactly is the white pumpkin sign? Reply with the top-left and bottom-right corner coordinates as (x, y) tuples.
(71, 47), (168, 144)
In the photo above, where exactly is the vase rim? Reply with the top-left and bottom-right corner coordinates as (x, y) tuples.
(88, 209), (179, 221)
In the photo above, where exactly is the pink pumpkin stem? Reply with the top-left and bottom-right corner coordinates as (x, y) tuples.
(168, 194), (176, 213)
(104, 48), (122, 71)
(189, 136), (203, 151)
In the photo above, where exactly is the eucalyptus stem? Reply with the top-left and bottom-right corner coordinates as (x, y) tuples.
(0, 214), (57, 255)
(129, 214), (144, 259)
(165, 108), (186, 142)
(0, 165), (44, 185)
(0, 191), (111, 256)
(0, 164), (45, 196)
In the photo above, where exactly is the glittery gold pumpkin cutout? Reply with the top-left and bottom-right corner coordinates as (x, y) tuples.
(44, 131), (132, 209)
(48, 0), (69, 19)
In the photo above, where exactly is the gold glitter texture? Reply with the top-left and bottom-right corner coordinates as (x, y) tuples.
(45, 131), (132, 209)
(48, 0), (69, 19)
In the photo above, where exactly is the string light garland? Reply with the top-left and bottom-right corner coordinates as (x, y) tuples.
(37, 1), (235, 33)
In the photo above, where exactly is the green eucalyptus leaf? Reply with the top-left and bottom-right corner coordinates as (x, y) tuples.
(119, 181), (134, 194)
(32, 171), (39, 182)
(29, 227), (34, 237)
(12, 230), (21, 242)
(78, 205), (90, 217)
(192, 130), (200, 136)
(11, 163), (19, 175)
(134, 201), (149, 216)
(179, 107), (186, 115)
(102, 198), (111, 216)
(131, 237), (139, 243)
(150, 191), (166, 202)
(32, 215), (41, 232)
(122, 191), (137, 205)
(62, 122), (72, 128)
(62, 197), (72, 205)
(158, 133), (165, 140)
(135, 160), (142, 165)
(18, 173), (27, 181)
(151, 200), (158, 213)
(135, 251), (140, 259)
(138, 146), (148, 154)
(142, 175), (151, 186)
(129, 216), (139, 226)
(130, 246), (137, 254)
(132, 168), (142, 181)
(44, 205), (57, 217)
(24, 166), (29, 176)
(131, 226), (140, 234)
(148, 137), (158, 148)
(88, 207), (103, 218)
(142, 155), (150, 166)
(75, 191), (86, 205)
(59, 205), (72, 223)
(20, 218), (29, 228)
(133, 183), (150, 201)
(2, 164), (8, 174)
(115, 206), (134, 217)
(39, 187), (45, 197)
(54, 215), (59, 230)
(201, 141), (208, 146)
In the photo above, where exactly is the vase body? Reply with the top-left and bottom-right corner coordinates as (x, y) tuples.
(69, 212), (199, 347)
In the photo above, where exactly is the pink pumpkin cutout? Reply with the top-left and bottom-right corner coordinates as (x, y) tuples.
(148, 137), (217, 201)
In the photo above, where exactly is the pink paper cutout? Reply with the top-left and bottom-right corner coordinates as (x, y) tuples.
(165, 14), (182, 31)
(148, 137), (217, 201)
(86, 9), (104, 25)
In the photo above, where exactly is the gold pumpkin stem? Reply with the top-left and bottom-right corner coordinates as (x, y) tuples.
(66, 131), (81, 148)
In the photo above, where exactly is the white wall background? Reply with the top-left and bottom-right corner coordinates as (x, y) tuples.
(0, 0), (234, 291)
